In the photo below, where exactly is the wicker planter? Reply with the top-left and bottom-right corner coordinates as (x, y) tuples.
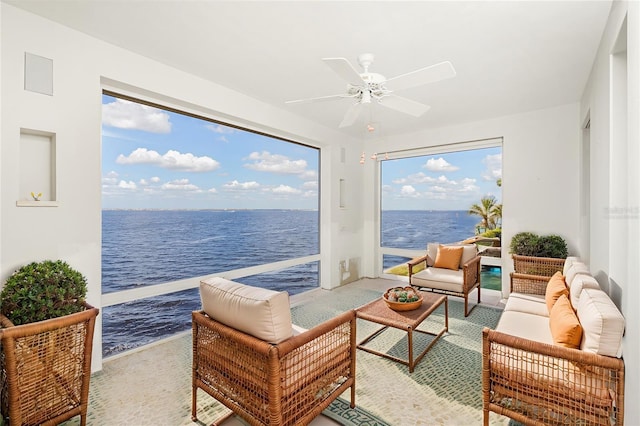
(0, 302), (98, 426)
(512, 254), (565, 276)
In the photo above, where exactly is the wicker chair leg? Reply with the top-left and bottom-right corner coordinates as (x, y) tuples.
(191, 386), (197, 422)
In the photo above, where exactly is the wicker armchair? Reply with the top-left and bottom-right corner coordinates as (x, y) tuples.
(192, 299), (356, 426)
(0, 303), (98, 426)
(408, 244), (481, 316)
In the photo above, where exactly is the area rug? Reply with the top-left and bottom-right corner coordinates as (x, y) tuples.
(291, 286), (504, 425)
(63, 282), (503, 426)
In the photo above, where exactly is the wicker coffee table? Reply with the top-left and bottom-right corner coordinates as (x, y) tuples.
(355, 292), (448, 372)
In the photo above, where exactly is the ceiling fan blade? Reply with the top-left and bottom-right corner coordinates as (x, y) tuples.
(285, 94), (353, 104)
(385, 61), (456, 91)
(322, 57), (363, 86)
(378, 95), (430, 117)
(339, 103), (362, 128)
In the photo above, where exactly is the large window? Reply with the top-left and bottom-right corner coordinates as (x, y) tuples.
(101, 93), (319, 356)
(380, 144), (502, 289)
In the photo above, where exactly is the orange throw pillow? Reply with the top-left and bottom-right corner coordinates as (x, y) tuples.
(545, 271), (568, 312)
(549, 294), (583, 349)
(433, 245), (464, 271)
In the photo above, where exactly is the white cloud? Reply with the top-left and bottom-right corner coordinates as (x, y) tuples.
(118, 180), (137, 189)
(424, 157), (459, 172)
(102, 171), (119, 186)
(271, 185), (302, 195)
(400, 185), (420, 197)
(208, 188), (218, 193)
(302, 181), (318, 189)
(223, 180), (260, 191)
(102, 99), (172, 133)
(244, 151), (308, 174)
(482, 153), (502, 181)
(206, 124), (236, 134)
(116, 148), (220, 172)
(161, 179), (200, 191)
(150, 176), (161, 183)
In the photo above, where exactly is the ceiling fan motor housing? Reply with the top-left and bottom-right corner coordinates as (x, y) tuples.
(349, 72), (389, 103)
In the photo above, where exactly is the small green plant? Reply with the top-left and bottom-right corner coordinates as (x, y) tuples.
(0, 260), (87, 325)
(509, 232), (540, 256)
(537, 234), (568, 258)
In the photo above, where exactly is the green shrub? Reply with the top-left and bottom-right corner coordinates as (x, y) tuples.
(510, 232), (568, 259)
(537, 234), (568, 258)
(482, 228), (502, 240)
(509, 232), (540, 256)
(1, 260), (87, 325)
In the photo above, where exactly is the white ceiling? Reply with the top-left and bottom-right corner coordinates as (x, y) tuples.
(5, 0), (612, 139)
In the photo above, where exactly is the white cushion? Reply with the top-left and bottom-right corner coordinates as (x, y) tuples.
(569, 274), (600, 307)
(495, 310), (554, 345)
(562, 256), (580, 276)
(565, 262), (591, 286)
(411, 267), (463, 293)
(426, 243), (439, 267)
(200, 277), (292, 344)
(504, 292), (548, 317)
(577, 288), (625, 358)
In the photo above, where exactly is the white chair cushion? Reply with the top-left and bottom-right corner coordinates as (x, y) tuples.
(565, 262), (591, 286)
(569, 274), (600, 307)
(577, 288), (625, 358)
(411, 267), (463, 293)
(200, 277), (292, 344)
(426, 243), (439, 267)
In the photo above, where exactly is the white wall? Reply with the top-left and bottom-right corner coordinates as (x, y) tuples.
(364, 103), (582, 295)
(581, 1), (639, 424)
(0, 4), (362, 370)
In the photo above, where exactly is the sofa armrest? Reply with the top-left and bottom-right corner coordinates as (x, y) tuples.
(512, 254), (565, 276)
(407, 254), (429, 278)
(510, 272), (550, 295)
(482, 327), (625, 426)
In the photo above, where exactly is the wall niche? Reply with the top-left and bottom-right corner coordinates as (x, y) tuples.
(17, 128), (58, 207)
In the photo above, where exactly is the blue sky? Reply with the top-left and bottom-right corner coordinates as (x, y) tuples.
(101, 94), (501, 210)
(101, 94), (319, 209)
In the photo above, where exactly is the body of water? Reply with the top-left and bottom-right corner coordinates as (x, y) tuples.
(102, 209), (496, 356)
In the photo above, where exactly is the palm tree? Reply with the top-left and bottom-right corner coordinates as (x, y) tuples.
(468, 195), (500, 230)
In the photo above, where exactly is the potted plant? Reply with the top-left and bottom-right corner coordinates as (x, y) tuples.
(510, 232), (568, 276)
(0, 260), (99, 426)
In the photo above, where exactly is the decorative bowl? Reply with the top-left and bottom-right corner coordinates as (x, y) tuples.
(383, 286), (423, 311)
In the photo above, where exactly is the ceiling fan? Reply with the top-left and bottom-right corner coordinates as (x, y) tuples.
(285, 53), (456, 128)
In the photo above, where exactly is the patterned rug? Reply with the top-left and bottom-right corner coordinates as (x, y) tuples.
(59, 283), (503, 425)
(291, 286), (504, 425)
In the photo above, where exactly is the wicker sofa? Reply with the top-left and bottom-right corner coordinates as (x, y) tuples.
(408, 243), (481, 316)
(482, 258), (626, 425)
(191, 277), (356, 426)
